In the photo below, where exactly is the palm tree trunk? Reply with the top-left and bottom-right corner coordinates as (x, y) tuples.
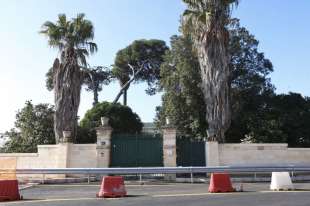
(93, 86), (99, 106)
(53, 53), (83, 143)
(198, 35), (231, 143)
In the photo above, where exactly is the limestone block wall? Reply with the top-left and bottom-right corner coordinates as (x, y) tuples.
(206, 142), (310, 166)
(0, 143), (99, 179)
(0, 145), (61, 178)
(0, 145), (59, 169)
(67, 144), (97, 168)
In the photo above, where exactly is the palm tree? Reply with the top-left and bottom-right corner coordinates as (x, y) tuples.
(182, 0), (239, 142)
(40, 13), (97, 143)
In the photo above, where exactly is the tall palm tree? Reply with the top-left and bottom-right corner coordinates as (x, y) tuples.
(182, 0), (239, 142)
(40, 13), (97, 143)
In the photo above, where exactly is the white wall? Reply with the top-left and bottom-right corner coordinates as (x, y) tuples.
(0, 143), (98, 179)
(206, 142), (310, 166)
(0, 145), (60, 169)
(68, 144), (97, 168)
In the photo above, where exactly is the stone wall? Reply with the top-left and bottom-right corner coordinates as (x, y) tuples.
(206, 142), (310, 166)
(0, 145), (62, 179)
(67, 144), (97, 168)
(0, 145), (59, 170)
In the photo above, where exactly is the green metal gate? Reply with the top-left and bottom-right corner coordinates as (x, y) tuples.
(177, 137), (206, 167)
(110, 133), (163, 167)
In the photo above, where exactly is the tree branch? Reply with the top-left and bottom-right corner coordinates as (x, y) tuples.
(112, 63), (146, 104)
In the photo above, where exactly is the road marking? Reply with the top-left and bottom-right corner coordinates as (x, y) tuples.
(259, 190), (310, 193)
(152, 192), (235, 197)
(38, 184), (99, 187)
(36, 184), (179, 187)
(127, 184), (181, 187)
(3, 197), (121, 205)
(152, 190), (310, 198)
(153, 193), (210, 197)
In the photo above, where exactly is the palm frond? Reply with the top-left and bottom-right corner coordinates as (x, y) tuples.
(40, 13), (98, 66)
(86, 42), (98, 54)
(76, 50), (87, 67)
(182, 0), (239, 42)
(57, 14), (68, 28)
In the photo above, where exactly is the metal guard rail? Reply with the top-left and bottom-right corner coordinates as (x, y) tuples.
(4, 166), (310, 175)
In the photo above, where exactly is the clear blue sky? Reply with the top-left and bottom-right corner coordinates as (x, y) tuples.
(0, 0), (309, 132)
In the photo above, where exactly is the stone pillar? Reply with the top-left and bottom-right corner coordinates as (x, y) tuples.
(162, 126), (177, 181)
(205, 141), (219, 166)
(96, 121), (113, 168)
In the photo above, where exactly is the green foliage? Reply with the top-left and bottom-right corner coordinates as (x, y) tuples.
(244, 93), (310, 147)
(80, 102), (143, 136)
(45, 67), (54, 91)
(76, 126), (97, 144)
(156, 35), (207, 138)
(1, 101), (55, 153)
(84, 66), (112, 106)
(113, 39), (168, 95)
(225, 19), (275, 142)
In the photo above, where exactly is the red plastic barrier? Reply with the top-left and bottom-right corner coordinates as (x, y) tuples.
(0, 180), (21, 201)
(208, 173), (234, 193)
(97, 176), (127, 198)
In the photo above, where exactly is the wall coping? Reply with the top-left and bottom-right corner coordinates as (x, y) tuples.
(0, 153), (38, 157)
(288, 148), (310, 151)
(37, 145), (59, 148)
(71, 144), (96, 147)
(220, 143), (288, 147)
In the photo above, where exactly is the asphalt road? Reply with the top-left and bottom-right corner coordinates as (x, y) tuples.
(1, 182), (310, 206)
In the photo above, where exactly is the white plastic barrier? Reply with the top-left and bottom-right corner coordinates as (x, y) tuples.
(270, 172), (294, 190)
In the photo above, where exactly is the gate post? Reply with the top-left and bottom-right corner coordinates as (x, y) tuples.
(162, 125), (177, 181)
(96, 117), (113, 168)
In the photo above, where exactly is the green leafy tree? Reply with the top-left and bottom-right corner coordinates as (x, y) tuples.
(226, 19), (275, 142)
(76, 126), (97, 144)
(40, 13), (98, 143)
(80, 102), (143, 141)
(83, 66), (112, 106)
(112, 39), (168, 105)
(274, 93), (310, 147)
(2, 101), (55, 153)
(157, 35), (207, 138)
(244, 93), (310, 147)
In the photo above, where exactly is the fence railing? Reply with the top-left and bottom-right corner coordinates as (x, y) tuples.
(5, 165), (310, 175)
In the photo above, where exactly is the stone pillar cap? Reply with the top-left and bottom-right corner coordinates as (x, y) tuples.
(95, 125), (113, 130)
